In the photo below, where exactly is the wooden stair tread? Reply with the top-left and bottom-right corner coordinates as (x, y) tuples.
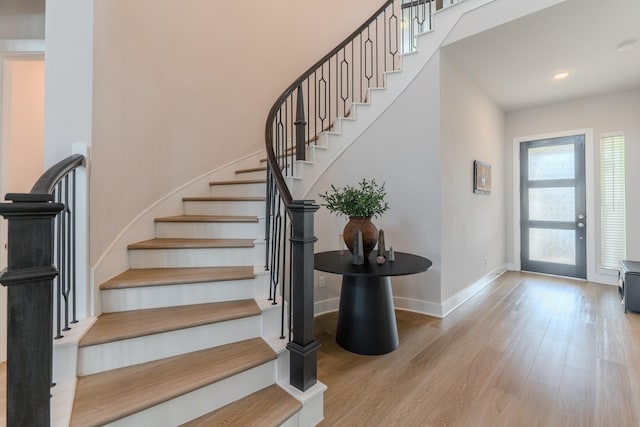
(235, 166), (267, 174)
(100, 266), (255, 290)
(181, 384), (301, 427)
(182, 196), (265, 202)
(70, 338), (275, 427)
(79, 300), (260, 347)
(127, 238), (255, 250)
(154, 215), (258, 223)
(209, 179), (266, 185)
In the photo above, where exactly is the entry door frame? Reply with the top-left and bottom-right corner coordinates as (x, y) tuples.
(511, 128), (600, 282)
(520, 135), (586, 278)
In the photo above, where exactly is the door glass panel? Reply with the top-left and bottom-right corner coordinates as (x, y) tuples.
(529, 228), (576, 265)
(529, 187), (575, 221)
(528, 144), (574, 180)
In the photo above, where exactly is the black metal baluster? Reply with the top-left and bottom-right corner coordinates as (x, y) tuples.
(288, 224), (293, 342)
(360, 33), (363, 102)
(62, 176), (70, 332)
(390, 1), (399, 69)
(340, 47), (349, 116)
(281, 212), (288, 337)
(295, 85), (306, 162)
(375, 17), (379, 88)
(351, 41), (355, 106)
(54, 185), (63, 339)
(318, 65), (327, 131)
(313, 71), (317, 141)
(305, 79), (316, 145)
(273, 201), (282, 305)
(328, 58), (332, 128)
(265, 166), (272, 271)
(365, 27), (373, 89)
(71, 170), (77, 324)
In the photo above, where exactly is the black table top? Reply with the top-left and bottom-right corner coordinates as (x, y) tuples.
(314, 250), (432, 277)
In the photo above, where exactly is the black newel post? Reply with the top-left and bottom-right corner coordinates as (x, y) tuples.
(294, 85), (306, 162)
(286, 200), (319, 391)
(0, 194), (63, 427)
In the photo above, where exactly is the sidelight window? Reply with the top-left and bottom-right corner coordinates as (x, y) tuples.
(600, 132), (626, 269)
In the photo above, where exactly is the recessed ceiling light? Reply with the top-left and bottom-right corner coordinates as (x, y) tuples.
(553, 72), (570, 80)
(617, 38), (637, 52)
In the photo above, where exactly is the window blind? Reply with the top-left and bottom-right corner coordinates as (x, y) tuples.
(600, 132), (626, 269)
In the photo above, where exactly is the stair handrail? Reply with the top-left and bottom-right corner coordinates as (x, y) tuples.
(31, 153), (85, 193)
(264, 0), (404, 394)
(0, 153), (86, 426)
(264, 1), (398, 197)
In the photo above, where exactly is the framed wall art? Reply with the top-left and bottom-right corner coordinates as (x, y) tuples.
(473, 160), (491, 194)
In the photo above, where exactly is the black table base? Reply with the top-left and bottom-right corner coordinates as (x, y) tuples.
(336, 275), (399, 355)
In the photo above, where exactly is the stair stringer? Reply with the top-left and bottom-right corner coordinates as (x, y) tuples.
(282, 0), (567, 201)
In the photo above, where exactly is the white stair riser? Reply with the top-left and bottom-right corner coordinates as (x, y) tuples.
(260, 304), (286, 342)
(53, 342), (78, 385)
(183, 200), (265, 216)
(280, 414), (299, 427)
(106, 361), (277, 427)
(101, 279), (256, 312)
(78, 316), (261, 376)
(277, 382), (326, 427)
(252, 271), (271, 301)
(128, 246), (262, 269)
(155, 219), (264, 239)
(210, 183), (265, 197)
(306, 145), (330, 163)
(235, 170), (266, 180)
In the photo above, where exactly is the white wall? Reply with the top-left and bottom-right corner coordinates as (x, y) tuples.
(440, 53), (506, 301)
(0, 58), (45, 363)
(309, 54), (443, 314)
(3, 59), (45, 192)
(43, 0), (94, 167)
(505, 89), (640, 274)
(88, 0), (383, 268)
(308, 51), (507, 316)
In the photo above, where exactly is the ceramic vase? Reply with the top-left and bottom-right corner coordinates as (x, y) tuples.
(343, 217), (377, 259)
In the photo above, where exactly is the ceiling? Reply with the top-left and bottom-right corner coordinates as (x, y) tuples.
(441, 0), (640, 112)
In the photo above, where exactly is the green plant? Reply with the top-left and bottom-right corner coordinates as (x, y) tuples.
(319, 178), (389, 218)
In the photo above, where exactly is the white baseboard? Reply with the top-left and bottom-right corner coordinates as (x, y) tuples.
(393, 297), (444, 318)
(313, 266), (507, 320)
(313, 298), (339, 317)
(506, 263), (519, 271)
(441, 265), (507, 317)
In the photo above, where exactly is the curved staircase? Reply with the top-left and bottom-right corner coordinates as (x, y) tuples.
(68, 168), (314, 426)
(0, 1), (570, 425)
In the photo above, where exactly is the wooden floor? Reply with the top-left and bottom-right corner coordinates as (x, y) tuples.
(1, 272), (639, 426)
(316, 271), (640, 426)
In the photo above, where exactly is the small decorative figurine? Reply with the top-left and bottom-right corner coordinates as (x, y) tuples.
(388, 247), (395, 262)
(377, 230), (386, 256)
(352, 230), (364, 265)
(376, 255), (386, 265)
